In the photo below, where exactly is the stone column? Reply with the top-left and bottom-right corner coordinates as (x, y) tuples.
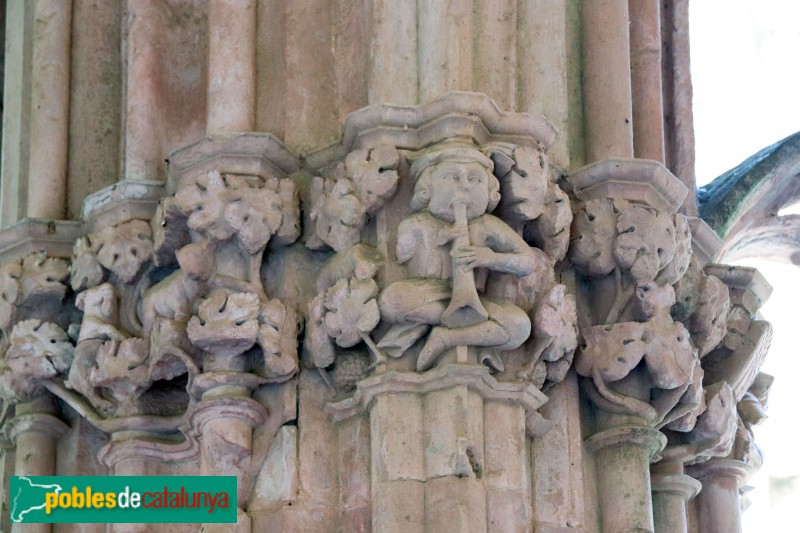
(582, 0), (634, 161)
(327, 364), (546, 533)
(651, 463), (702, 533)
(7, 396), (69, 533)
(688, 459), (752, 533)
(629, 0), (665, 163)
(192, 380), (267, 533)
(587, 422), (666, 533)
(207, 0), (257, 133)
(27, 0), (72, 219)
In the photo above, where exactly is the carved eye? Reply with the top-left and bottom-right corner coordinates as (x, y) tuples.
(469, 175), (483, 183)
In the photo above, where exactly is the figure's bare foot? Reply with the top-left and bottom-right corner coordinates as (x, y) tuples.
(416, 327), (451, 371)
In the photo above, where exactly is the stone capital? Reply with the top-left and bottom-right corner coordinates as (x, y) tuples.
(5, 413), (70, 445)
(687, 458), (755, 488)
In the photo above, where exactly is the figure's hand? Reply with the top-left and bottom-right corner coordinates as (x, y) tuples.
(451, 246), (496, 270)
(436, 223), (469, 245)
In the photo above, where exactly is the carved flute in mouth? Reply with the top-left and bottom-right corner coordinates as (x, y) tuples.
(441, 201), (488, 329)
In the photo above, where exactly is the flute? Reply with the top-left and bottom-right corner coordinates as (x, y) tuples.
(440, 201), (489, 328)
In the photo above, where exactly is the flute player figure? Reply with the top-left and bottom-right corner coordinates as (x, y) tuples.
(377, 144), (536, 371)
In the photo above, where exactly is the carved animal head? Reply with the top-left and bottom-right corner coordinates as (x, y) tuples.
(634, 281), (675, 321)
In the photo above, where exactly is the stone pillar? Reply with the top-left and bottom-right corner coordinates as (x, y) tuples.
(587, 423), (666, 533)
(629, 0), (665, 163)
(7, 396), (69, 533)
(688, 459), (752, 533)
(207, 0), (257, 133)
(582, 0), (634, 161)
(327, 365), (546, 533)
(27, 0), (72, 219)
(192, 380), (267, 533)
(651, 463), (702, 533)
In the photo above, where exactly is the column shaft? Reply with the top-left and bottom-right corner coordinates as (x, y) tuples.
(629, 0), (665, 162)
(27, 0), (72, 219)
(581, 0), (634, 161)
(207, 0), (257, 133)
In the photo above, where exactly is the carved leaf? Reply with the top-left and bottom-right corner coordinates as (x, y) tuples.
(151, 197), (191, 268)
(614, 207), (676, 281)
(309, 176), (366, 252)
(271, 178), (301, 246)
(655, 214), (692, 285)
(174, 171), (234, 242)
(256, 299), (298, 381)
(533, 284), (578, 363)
(347, 145), (400, 214)
(20, 252), (69, 302)
(643, 320), (697, 389)
(496, 147), (548, 225)
(306, 293), (336, 369)
(70, 237), (105, 291)
(6, 319), (74, 379)
(187, 291), (260, 356)
(690, 275), (730, 357)
(224, 177), (284, 254)
(525, 184), (572, 264)
(569, 199), (618, 276)
(93, 220), (154, 283)
(90, 338), (151, 406)
(0, 263), (22, 330)
(323, 278), (380, 348)
(575, 322), (647, 382)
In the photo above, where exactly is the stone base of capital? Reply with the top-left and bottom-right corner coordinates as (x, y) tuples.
(326, 363), (549, 435)
(651, 473), (702, 501)
(686, 458), (754, 487)
(586, 426), (667, 459)
(5, 413), (69, 445)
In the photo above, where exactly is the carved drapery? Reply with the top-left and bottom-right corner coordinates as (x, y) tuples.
(0, 93), (776, 533)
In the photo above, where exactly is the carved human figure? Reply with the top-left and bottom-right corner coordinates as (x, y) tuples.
(378, 146), (535, 371)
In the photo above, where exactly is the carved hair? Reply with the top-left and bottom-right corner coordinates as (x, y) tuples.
(409, 147), (501, 212)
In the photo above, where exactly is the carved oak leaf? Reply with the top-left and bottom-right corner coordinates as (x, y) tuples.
(655, 214), (692, 286)
(670, 383), (738, 464)
(309, 176), (366, 252)
(534, 284), (578, 363)
(20, 252), (69, 302)
(271, 178), (301, 246)
(347, 145), (400, 215)
(0, 263), (22, 330)
(187, 290), (260, 357)
(71, 236), (105, 291)
(306, 293), (336, 369)
(174, 171), (234, 242)
(569, 199), (618, 276)
(94, 220), (153, 284)
(575, 322), (647, 383)
(642, 320), (697, 389)
(90, 338), (151, 406)
(614, 207), (676, 281)
(6, 319), (74, 378)
(526, 184), (572, 264)
(496, 147), (548, 225)
(151, 197), (191, 268)
(690, 275), (731, 357)
(323, 278), (380, 348)
(256, 298), (298, 381)
(224, 177), (283, 254)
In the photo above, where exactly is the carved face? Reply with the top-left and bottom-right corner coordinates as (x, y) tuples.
(427, 161), (491, 222)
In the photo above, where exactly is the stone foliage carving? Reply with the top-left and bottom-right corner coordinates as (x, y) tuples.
(0, 158), (299, 433)
(569, 179), (722, 436)
(306, 141), (578, 394)
(0, 253), (75, 404)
